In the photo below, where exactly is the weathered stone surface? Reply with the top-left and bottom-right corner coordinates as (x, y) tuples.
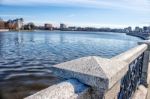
(138, 40), (150, 51)
(141, 51), (150, 86)
(132, 85), (147, 99)
(52, 56), (128, 90)
(138, 41), (150, 86)
(147, 63), (150, 85)
(24, 79), (90, 99)
(112, 44), (147, 64)
(146, 64), (150, 99)
(104, 81), (121, 99)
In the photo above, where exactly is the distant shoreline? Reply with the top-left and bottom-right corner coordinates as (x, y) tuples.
(35, 30), (126, 34)
(0, 29), (143, 35)
(0, 29), (9, 32)
(0, 29), (126, 33)
(126, 33), (149, 40)
(0, 29), (145, 40)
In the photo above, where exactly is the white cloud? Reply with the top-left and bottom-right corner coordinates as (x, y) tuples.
(0, 14), (30, 17)
(1, 0), (150, 12)
(0, 14), (32, 21)
(67, 14), (75, 18)
(64, 21), (145, 28)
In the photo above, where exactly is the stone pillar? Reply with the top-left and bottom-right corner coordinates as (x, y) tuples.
(138, 40), (150, 87)
(52, 56), (128, 99)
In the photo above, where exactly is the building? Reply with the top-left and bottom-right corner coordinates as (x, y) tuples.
(6, 18), (24, 30)
(68, 26), (77, 31)
(134, 27), (143, 33)
(0, 18), (5, 29)
(60, 23), (67, 30)
(16, 18), (24, 30)
(23, 22), (35, 30)
(124, 26), (132, 33)
(148, 26), (150, 33)
(134, 27), (140, 32)
(45, 23), (53, 30)
(143, 26), (150, 33)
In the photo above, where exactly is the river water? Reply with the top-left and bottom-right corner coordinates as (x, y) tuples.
(0, 31), (142, 99)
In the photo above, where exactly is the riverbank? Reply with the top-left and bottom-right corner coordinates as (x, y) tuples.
(11, 30), (35, 32)
(0, 29), (147, 41)
(126, 33), (150, 40)
(0, 30), (36, 32)
(0, 29), (9, 32)
(0, 29), (125, 33)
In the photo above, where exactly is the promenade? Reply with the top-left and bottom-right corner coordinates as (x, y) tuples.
(127, 33), (150, 40)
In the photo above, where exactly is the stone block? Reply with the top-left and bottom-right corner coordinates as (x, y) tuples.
(25, 79), (90, 99)
(52, 56), (128, 91)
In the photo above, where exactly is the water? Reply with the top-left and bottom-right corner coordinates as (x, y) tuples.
(0, 31), (142, 99)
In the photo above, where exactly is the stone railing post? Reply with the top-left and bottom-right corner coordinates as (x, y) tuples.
(138, 40), (150, 87)
(52, 56), (128, 99)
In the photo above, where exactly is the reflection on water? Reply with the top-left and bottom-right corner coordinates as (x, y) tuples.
(0, 31), (141, 99)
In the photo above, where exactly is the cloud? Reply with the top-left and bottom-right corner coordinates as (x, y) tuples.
(0, 14), (30, 17)
(68, 14), (75, 18)
(22, 20), (150, 28)
(0, 14), (31, 20)
(1, 0), (150, 12)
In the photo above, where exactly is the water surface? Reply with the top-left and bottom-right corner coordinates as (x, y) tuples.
(0, 31), (142, 99)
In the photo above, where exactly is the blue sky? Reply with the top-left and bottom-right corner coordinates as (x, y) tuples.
(0, 0), (150, 28)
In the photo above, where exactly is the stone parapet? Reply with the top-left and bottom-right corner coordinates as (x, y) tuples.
(25, 79), (90, 99)
(52, 56), (128, 91)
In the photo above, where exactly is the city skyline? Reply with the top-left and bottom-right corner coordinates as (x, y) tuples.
(0, 0), (150, 28)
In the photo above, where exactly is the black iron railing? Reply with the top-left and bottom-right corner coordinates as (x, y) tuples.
(118, 53), (144, 99)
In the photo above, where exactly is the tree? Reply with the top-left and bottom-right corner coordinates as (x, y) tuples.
(24, 22), (35, 30)
(0, 17), (3, 21)
(28, 22), (35, 30)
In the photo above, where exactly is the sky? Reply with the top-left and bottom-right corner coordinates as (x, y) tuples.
(0, 0), (150, 28)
